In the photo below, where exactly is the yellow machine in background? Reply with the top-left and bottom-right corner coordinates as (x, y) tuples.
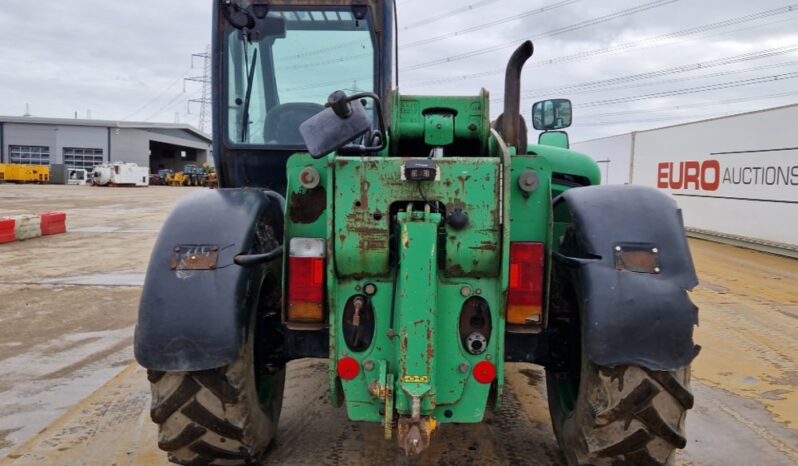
(166, 164), (216, 187)
(0, 164), (50, 183)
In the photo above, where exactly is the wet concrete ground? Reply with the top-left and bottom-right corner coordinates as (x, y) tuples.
(0, 184), (797, 465)
(0, 184), (200, 458)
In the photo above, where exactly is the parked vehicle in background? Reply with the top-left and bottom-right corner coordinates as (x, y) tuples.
(67, 169), (89, 186)
(0, 164), (50, 183)
(91, 162), (149, 187)
(166, 164), (208, 187)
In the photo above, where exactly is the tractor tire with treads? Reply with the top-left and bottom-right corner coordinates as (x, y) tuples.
(547, 359), (692, 466)
(147, 336), (285, 465)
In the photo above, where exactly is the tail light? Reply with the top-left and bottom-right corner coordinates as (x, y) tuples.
(507, 242), (545, 325)
(473, 361), (497, 384)
(287, 238), (326, 323)
(337, 357), (360, 381)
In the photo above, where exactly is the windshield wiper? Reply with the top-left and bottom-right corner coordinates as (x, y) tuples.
(240, 47), (258, 143)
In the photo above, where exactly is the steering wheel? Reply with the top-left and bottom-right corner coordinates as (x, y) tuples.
(263, 102), (324, 145)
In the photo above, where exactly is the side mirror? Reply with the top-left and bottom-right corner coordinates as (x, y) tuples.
(300, 91), (386, 158)
(538, 131), (569, 149)
(300, 96), (372, 158)
(532, 99), (572, 131)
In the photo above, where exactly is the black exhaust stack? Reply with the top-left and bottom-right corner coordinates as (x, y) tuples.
(501, 40), (534, 155)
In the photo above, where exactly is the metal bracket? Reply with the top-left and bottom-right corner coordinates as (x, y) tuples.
(614, 244), (661, 274)
(170, 245), (220, 271)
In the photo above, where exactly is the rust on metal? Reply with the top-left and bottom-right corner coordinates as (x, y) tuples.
(170, 245), (220, 271)
(614, 245), (661, 274)
(289, 186), (326, 224)
(358, 178), (371, 210)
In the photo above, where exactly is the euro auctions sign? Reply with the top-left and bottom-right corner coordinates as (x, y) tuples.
(630, 106), (798, 246)
(654, 148), (798, 203)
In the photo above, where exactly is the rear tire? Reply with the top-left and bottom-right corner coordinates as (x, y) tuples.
(147, 333), (285, 465)
(547, 359), (692, 466)
(548, 225), (693, 465)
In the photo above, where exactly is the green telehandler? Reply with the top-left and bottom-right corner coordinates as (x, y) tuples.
(135, 1), (700, 464)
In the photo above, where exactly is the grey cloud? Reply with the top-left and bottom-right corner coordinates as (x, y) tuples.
(1, 0), (796, 141)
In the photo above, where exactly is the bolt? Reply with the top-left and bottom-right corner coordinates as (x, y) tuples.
(486, 354), (492, 360)
(615, 246), (622, 252)
(652, 247), (659, 253)
(355, 284), (362, 292)
(468, 123), (478, 131)
(654, 267), (661, 273)
(459, 363), (470, 373)
(364, 283), (377, 296)
(299, 167), (321, 189)
(460, 286), (472, 297)
(364, 360), (375, 371)
(190, 255), (197, 261)
(475, 288), (482, 295)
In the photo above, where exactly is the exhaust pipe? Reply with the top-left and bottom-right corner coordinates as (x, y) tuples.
(501, 40), (534, 154)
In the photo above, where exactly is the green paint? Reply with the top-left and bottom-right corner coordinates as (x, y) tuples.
(282, 89), (599, 431)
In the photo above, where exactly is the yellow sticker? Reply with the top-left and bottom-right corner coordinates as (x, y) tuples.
(402, 375), (430, 383)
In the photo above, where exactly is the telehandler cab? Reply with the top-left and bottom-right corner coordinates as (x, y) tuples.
(135, 1), (699, 464)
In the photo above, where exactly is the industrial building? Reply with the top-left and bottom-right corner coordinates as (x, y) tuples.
(0, 116), (212, 173)
(573, 102), (798, 255)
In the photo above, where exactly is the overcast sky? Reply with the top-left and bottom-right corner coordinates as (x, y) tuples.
(0, 0), (796, 141)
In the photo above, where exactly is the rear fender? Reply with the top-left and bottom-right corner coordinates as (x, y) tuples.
(554, 185), (700, 371)
(134, 188), (284, 371)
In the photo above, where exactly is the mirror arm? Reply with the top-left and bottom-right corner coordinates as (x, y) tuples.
(348, 92), (388, 154)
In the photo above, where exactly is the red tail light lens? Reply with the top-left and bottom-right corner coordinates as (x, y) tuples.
(473, 361), (497, 384)
(507, 242), (545, 325)
(288, 238), (326, 323)
(337, 357), (360, 381)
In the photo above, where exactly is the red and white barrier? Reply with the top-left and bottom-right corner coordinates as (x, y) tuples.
(0, 218), (15, 244)
(0, 212), (67, 244)
(40, 212), (67, 236)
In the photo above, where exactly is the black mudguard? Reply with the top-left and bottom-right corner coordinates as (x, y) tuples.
(134, 188), (284, 371)
(554, 185), (700, 371)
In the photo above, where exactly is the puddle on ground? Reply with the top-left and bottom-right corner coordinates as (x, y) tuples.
(42, 272), (145, 287)
(0, 333), (134, 459)
(698, 280), (730, 294)
(71, 226), (120, 233)
(71, 226), (159, 234)
(69, 206), (157, 213)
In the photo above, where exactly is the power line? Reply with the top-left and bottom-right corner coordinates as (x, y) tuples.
(402, 0), (502, 30)
(406, 5), (798, 87)
(577, 71), (798, 108)
(121, 67), (191, 121)
(580, 90), (798, 120)
(280, 0), (576, 61)
(401, 0), (582, 47)
(144, 88), (203, 122)
(279, 10), (798, 99)
(575, 111), (738, 128)
(488, 44), (798, 102)
(557, 59), (798, 99)
(403, 0), (680, 71)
